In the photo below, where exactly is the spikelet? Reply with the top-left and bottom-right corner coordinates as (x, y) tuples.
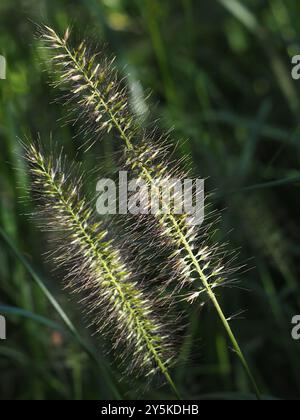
(39, 26), (260, 397)
(25, 141), (178, 392)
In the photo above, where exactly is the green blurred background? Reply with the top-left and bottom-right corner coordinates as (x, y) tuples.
(1, 0), (300, 400)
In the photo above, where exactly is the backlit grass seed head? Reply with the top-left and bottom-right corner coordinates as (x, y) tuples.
(39, 26), (234, 304)
(25, 141), (176, 382)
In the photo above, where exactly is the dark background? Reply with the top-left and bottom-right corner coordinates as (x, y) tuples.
(0, 0), (300, 400)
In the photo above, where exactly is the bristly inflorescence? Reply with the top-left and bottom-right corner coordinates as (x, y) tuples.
(25, 141), (177, 390)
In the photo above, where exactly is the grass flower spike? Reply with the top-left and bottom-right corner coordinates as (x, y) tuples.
(25, 141), (178, 396)
(40, 26), (261, 398)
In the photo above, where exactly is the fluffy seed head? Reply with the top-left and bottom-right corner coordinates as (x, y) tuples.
(25, 141), (177, 382)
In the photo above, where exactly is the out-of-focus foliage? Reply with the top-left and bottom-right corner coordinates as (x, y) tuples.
(0, 0), (300, 400)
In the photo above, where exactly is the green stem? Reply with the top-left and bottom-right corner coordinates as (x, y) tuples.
(144, 174), (262, 400)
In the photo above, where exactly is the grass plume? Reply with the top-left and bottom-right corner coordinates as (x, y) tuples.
(25, 141), (179, 396)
